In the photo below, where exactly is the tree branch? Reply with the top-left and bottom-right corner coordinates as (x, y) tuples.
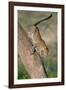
(18, 23), (47, 78)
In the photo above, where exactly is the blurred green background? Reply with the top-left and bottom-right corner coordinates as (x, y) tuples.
(18, 10), (57, 79)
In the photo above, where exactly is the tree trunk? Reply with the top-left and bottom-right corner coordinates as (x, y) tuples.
(18, 23), (47, 78)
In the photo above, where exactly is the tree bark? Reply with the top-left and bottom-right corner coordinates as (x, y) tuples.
(18, 23), (47, 78)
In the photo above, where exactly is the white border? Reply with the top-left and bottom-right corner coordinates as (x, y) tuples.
(14, 6), (61, 85)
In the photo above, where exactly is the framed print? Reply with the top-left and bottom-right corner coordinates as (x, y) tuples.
(9, 2), (64, 88)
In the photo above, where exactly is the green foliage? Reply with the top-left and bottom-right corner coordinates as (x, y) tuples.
(18, 57), (31, 79)
(44, 58), (57, 78)
(47, 60), (57, 77)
